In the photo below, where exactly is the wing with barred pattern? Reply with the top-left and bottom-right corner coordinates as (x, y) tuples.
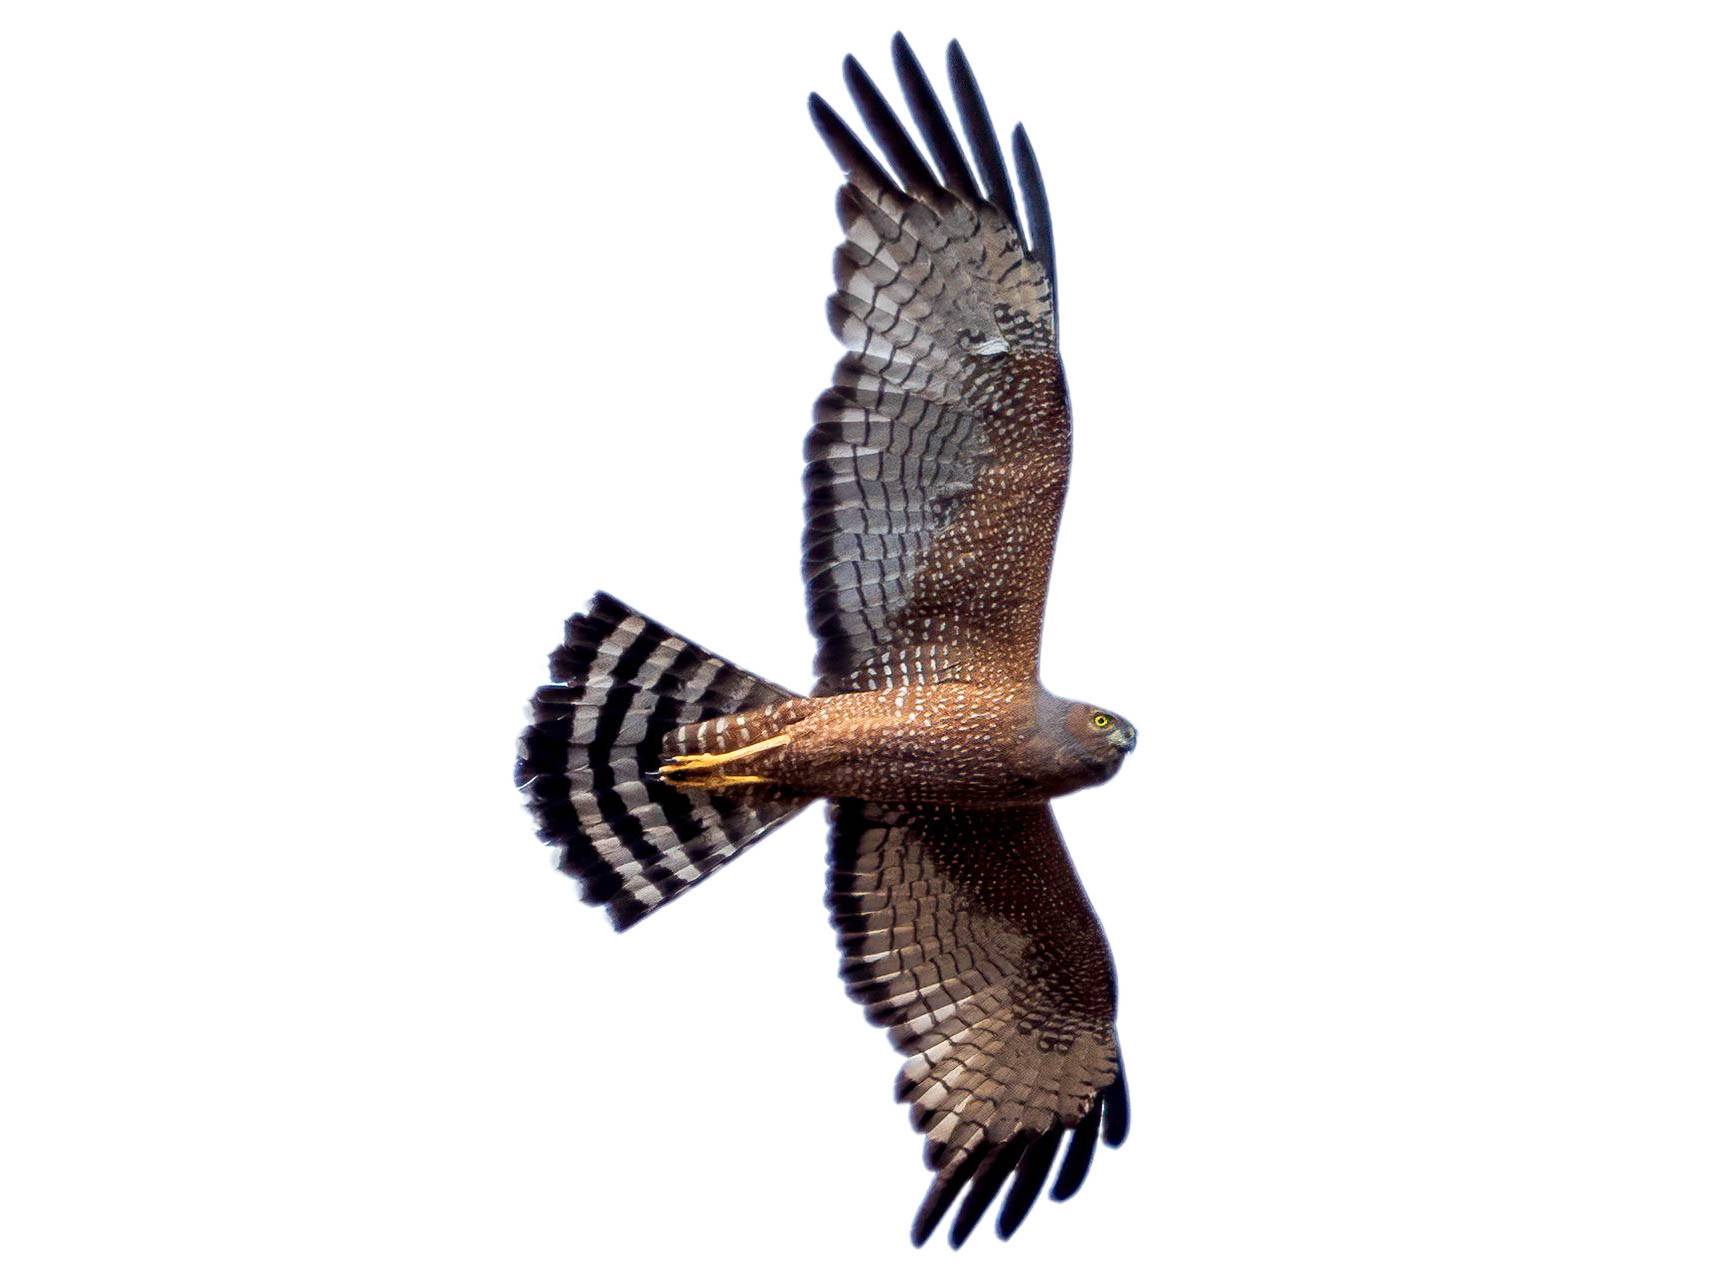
(804, 36), (1070, 695)
(827, 800), (1128, 1246)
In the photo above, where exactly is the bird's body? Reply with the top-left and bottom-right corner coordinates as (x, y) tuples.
(660, 682), (1134, 806)
(517, 35), (1142, 1247)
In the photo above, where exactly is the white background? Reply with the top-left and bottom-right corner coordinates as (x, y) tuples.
(4, 2), (1714, 1284)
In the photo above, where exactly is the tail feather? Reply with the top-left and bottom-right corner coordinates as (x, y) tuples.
(517, 593), (808, 930)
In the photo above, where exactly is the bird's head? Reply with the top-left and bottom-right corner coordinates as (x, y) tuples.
(1037, 696), (1137, 791)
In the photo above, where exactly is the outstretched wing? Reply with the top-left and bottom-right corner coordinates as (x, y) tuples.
(805, 36), (1070, 695)
(827, 801), (1128, 1246)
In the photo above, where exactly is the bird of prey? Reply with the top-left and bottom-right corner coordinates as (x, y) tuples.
(516, 34), (1137, 1247)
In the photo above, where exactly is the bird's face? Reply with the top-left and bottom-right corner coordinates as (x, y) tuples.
(1052, 700), (1138, 788)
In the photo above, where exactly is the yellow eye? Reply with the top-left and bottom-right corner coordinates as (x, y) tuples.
(1092, 713), (1112, 730)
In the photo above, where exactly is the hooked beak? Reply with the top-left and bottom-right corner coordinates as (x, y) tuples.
(1110, 722), (1138, 753)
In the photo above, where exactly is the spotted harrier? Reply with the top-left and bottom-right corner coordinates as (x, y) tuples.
(517, 34), (1137, 1247)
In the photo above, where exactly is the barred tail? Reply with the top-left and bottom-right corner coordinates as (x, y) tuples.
(515, 593), (809, 930)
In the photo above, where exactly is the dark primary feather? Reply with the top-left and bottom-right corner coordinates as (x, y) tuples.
(842, 54), (940, 198)
(890, 33), (982, 203)
(946, 39), (1022, 231)
(997, 1125), (1065, 1240)
(950, 1135), (1032, 1248)
(911, 1147), (986, 1247)
(1101, 1053), (1132, 1146)
(807, 91), (902, 201)
(1051, 1100), (1103, 1202)
(1013, 124), (1057, 326)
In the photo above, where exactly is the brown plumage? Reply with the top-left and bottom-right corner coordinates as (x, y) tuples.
(516, 34), (1136, 1247)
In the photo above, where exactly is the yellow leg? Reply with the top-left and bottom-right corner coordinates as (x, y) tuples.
(669, 773), (771, 788)
(658, 733), (791, 789)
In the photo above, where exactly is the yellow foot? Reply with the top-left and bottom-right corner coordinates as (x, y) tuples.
(657, 733), (791, 790)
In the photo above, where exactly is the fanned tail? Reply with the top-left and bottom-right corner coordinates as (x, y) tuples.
(516, 593), (809, 930)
